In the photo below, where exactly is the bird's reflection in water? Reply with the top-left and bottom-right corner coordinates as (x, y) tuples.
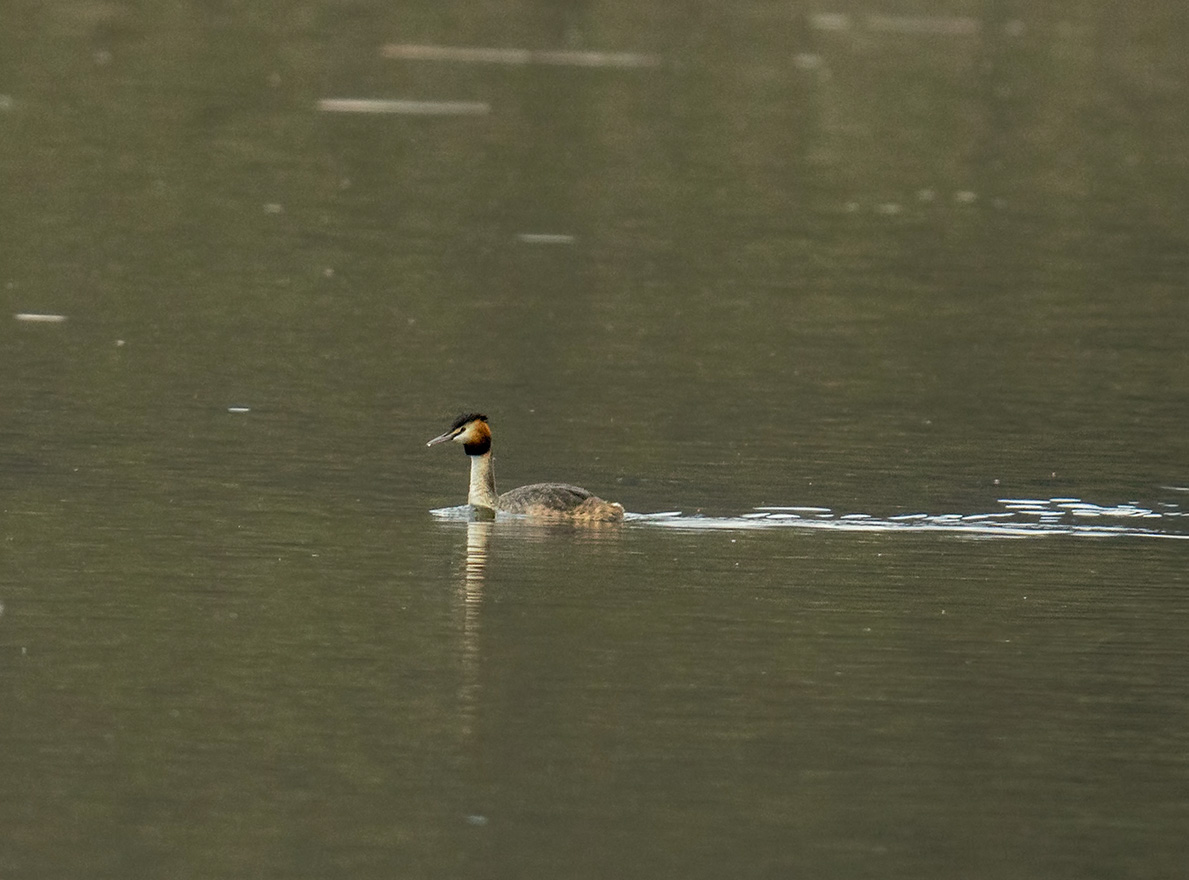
(463, 519), (490, 588)
(448, 516), (623, 737)
(456, 519), (490, 737)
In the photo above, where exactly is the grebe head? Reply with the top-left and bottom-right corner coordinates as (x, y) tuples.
(426, 412), (491, 456)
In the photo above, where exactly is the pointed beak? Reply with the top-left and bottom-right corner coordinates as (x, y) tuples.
(426, 430), (457, 447)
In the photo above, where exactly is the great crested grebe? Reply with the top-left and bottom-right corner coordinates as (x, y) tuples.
(427, 413), (625, 522)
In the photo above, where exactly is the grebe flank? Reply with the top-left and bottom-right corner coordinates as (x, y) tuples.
(427, 413), (625, 522)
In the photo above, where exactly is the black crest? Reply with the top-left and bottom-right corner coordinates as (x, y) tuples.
(451, 412), (488, 431)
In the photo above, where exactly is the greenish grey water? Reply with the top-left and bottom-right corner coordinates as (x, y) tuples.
(2, 3), (1188, 878)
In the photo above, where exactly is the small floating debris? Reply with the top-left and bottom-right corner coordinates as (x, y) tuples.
(316, 98), (490, 116)
(15, 313), (67, 322)
(809, 14), (992, 35)
(517, 233), (575, 245)
(866, 15), (979, 35)
(381, 44), (661, 69)
(810, 13), (851, 31)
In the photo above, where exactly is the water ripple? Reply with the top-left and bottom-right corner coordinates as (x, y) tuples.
(429, 496), (1187, 539)
(624, 496), (1187, 539)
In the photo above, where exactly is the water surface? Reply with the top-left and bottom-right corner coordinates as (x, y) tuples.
(2, 2), (1187, 878)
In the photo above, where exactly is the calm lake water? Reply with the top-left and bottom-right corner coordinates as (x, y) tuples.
(3, 2), (1187, 878)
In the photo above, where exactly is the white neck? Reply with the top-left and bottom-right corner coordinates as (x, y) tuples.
(468, 452), (499, 510)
